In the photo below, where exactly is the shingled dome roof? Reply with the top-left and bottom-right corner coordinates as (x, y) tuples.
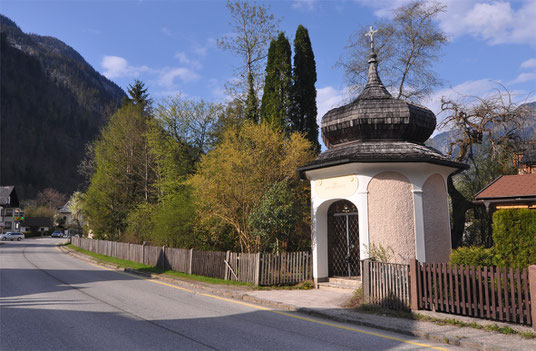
(298, 33), (467, 178)
(321, 52), (436, 148)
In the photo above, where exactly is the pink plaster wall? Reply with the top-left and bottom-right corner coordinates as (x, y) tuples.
(423, 174), (451, 263)
(368, 172), (415, 264)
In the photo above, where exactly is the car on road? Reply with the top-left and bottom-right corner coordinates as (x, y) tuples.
(51, 231), (63, 238)
(0, 232), (24, 241)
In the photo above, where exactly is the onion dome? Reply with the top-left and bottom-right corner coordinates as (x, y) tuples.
(321, 51), (436, 148)
(297, 27), (468, 179)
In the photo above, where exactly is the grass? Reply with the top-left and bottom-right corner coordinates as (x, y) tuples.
(346, 288), (536, 340)
(414, 313), (535, 339)
(66, 243), (315, 290)
(255, 280), (314, 290)
(66, 244), (252, 287)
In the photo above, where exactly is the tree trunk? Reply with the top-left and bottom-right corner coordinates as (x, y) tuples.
(447, 175), (474, 249)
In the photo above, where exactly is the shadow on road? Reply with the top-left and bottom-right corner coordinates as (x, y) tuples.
(0, 268), (140, 298)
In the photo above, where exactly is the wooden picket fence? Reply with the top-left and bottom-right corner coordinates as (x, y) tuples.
(70, 237), (310, 286)
(260, 251), (311, 286)
(410, 260), (533, 325)
(362, 259), (410, 311)
(362, 258), (536, 327)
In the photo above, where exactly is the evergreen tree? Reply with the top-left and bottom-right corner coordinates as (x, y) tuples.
(244, 73), (258, 122)
(124, 79), (151, 109)
(260, 32), (292, 129)
(292, 25), (320, 153)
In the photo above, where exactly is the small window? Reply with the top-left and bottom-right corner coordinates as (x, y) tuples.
(5, 222), (12, 229)
(6, 209), (13, 216)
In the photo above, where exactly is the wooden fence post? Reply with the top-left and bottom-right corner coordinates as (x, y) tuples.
(409, 259), (419, 311)
(161, 246), (165, 269)
(529, 265), (536, 330)
(224, 250), (230, 280)
(188, 248), (193, 275)
(254, 253), (261, 286)
(362, 259), (370, 303)
(142, 242), (146, 265)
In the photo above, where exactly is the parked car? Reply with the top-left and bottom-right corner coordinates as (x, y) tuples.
(51, 231), (63, 238)
(0, 232), (25, 241)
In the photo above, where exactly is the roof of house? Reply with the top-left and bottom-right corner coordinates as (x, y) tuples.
(475, 174), (536, 200)
(57, 201), (71, 213)
(0, 186), (19, 207)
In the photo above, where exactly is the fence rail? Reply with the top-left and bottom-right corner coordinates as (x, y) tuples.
(410, 260), (533, 325)
(70, 237), (310, 286)
(362, 259), (410, 311)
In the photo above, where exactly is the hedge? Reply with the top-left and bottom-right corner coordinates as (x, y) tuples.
(492, 209), (536, 269)
(450, 246), (495, 267)
(450, 209), (536, 269)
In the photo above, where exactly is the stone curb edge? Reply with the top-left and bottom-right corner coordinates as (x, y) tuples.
(59, 245), (514, 351)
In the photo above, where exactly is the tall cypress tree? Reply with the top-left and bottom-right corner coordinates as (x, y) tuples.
(244, 72), (259, 122)
(260, 32), (292, 129)
(292, 25), (319, 152)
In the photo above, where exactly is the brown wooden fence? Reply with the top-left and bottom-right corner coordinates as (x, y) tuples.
(259, 252), (311, 286)
(410, 260), (533, 325)
(362, 259), (410, 311)
(70, 237), (310, 286)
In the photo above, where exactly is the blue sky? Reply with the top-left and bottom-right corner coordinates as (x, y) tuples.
(2, 0), (535, 131)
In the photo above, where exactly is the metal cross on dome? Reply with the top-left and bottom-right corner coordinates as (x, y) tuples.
(364, 26), (378, 51)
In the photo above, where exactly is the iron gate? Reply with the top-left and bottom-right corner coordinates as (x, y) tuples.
(328, 200), (360, 277)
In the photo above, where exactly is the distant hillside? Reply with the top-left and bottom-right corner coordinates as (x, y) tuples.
(0, 14), (125, 200)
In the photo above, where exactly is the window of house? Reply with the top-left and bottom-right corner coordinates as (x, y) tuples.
(6, 209), (13, 216)
(5, 222), (12, 229)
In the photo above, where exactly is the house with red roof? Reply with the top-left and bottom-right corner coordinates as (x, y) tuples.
(474, 174), (536, 212)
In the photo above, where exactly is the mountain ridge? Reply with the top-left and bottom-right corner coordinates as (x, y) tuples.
(0, 14), (125, 200)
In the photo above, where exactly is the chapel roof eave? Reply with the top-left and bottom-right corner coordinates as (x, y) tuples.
(298, 141), (468, 180)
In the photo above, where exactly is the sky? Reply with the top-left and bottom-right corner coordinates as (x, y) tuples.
(1, 0), (535, 134)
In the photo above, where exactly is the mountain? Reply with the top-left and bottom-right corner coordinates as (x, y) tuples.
(0, 15), (125, 200)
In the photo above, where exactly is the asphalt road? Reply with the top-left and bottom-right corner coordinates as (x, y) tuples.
(1, 238), (459, 350)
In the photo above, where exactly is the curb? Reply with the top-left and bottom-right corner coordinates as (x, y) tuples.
(59, 245), (528, 351)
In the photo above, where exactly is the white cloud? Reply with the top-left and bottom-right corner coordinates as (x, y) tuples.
(354, 0), (536, 46)
(509, 72), (536, 85)
(509, 57), (536, 85)
(292, 0), (317, 11)
(101, 56), (149, 79)
(422, 79), (498, 117)
(175, 52), (202, 70)
(191, 38), (217, 57)
(161, 27), (174, 37)
(521, 58), (536, 69)
(158, 67), (200, 87)
(316, 86), (350, 126)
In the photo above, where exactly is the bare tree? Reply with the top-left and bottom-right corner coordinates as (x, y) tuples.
(338, 0), (447, 102)
(34, 188), (67, 210)
(155, 94), (224, 163)
(218, 1), (280, 119)
(439, 86), (535, 247)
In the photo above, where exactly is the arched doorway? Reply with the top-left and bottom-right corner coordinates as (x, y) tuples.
(327, 200), (359, 277)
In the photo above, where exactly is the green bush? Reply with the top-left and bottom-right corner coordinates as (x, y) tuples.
(492, 209), (536, 269)
(450, 246), (495, 266)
